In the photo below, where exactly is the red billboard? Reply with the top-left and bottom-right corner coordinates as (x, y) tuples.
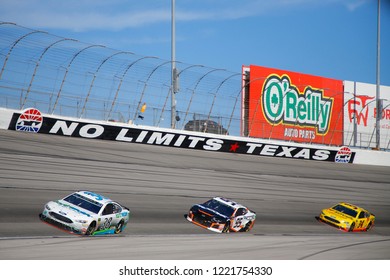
(243, 65), (344, 145)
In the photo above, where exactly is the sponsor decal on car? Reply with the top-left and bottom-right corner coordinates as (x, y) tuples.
(8, 109), (355, 163)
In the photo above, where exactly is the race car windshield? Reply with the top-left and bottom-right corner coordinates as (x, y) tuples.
(332, 204), (358, 218)
(203, 199), (235, 217)
(63, 193), (103, 214)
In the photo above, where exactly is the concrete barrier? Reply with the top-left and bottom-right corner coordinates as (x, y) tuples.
(1, 107), (389, 167)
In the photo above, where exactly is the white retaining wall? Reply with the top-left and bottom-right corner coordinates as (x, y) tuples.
(1, 107), (389, 167)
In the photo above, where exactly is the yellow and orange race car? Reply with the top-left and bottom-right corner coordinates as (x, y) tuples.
(317, 202), (375, 232)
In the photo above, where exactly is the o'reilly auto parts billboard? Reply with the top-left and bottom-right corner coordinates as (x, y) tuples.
(242, 65), (344, 145)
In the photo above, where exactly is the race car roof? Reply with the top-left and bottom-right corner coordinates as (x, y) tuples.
(213, 197), (245, 209)
(337, 202), (366, 212)
(75, 190), (112, 204)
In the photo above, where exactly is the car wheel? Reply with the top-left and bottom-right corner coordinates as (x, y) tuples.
(241, 221), (253, 232)
(366, 222), (373, 231)
(222, 222), (230, 233)
(85, 221), (96, 235)
(349, 222), (355, 232)
(115, 220), (124, 234)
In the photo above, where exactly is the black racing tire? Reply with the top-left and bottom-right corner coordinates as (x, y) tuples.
(85, 221), (96, 236)
(349, 222), (355, 232)
(115, 220), (124, 234)
(222, 222), (230, 233)
(366, 222), (373, 231)
(242, 221), (253, 232)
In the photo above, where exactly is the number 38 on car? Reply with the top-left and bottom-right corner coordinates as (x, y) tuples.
(185, 197), (256, 233)
(39, 190), (130, 235)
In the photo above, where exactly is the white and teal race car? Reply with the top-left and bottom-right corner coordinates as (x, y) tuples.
(39, 190), (130, 235)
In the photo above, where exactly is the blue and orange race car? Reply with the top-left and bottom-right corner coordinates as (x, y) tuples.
(185, 197), (256, 233)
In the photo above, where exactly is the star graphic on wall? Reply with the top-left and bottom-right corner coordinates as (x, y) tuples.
(229, 142), (240, 152)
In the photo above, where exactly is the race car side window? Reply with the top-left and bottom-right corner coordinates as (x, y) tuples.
(235, 208), (247, 217)
(113, 203), (122, 214)
(358, 211), (366, 219)
(102, 203), (114, 215)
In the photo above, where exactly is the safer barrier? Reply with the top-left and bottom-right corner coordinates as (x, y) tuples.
(1, 107), (389, 167)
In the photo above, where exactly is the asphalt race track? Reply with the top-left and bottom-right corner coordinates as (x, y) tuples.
(0, 129), (389, 259)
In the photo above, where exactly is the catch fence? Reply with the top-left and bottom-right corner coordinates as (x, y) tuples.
(0, 22), (388, 150)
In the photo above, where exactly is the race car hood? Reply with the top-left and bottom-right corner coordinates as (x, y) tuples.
(193, 204), (230, 221)
(323, 208), (355, 222)
(47, 200), (95, 220)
